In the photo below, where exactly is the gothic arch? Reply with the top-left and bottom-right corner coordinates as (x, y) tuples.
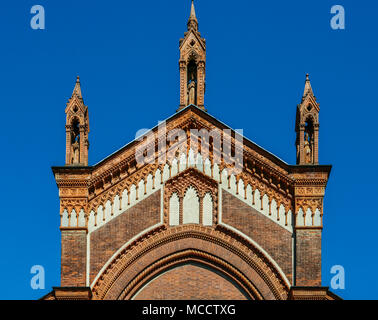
(91, 225), (290, 300)
(123, 251), (257, 300)
(188, 50), (199, 63)
(70, 115), (81, 125)
(303, 114), (315, 126)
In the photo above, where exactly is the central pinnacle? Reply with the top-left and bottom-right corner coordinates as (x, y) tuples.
(190, 0), (197, 20)
(187, 0), (198, 31)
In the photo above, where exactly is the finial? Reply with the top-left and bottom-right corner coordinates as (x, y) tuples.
(190, 0), (196, 18)
(72, 75), (82, 98)
(303, 73), (314, 97)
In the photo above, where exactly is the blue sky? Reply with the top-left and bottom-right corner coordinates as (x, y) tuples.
(0, 0), (377, 300)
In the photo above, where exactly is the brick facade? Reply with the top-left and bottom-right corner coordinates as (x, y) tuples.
(295, 229), (322, 286)
(45, 2), (338, 301)
(133, 263), (249, 300)
(91, 226), (288, 300)
(61, 230), (87, 287)
(90, 191), (161, 283)
(222, 190), (293, 283)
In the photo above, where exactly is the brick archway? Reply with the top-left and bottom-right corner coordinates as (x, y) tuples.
(91, 225), (290, 300)
(124, 251), (258, 300)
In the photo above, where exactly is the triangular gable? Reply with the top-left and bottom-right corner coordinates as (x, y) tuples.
(92, 104), (290, 175)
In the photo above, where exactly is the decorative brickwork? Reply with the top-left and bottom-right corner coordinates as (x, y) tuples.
(42, 287), (92, 300)
(289, 287), (341, 300)
(221, 189), (293, 283)
(91, 225), (289, 300)
(90, 191), (161, 283)
(65, 77), (89, 166)
(44, 1), (338, 301)
(133, 263), (249, 300)
(178, 0), (206, 110)
(164, 168), (218, 226)
(296, 74), (320, 165)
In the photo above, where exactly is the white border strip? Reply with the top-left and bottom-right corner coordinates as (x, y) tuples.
(88, 188), (164, 288)
(218, 185), (291, 288)
(90, 222), (164, 289)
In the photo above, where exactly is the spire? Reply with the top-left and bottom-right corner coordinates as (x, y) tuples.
(190, 0), (197, 20)
(296, 73), (320, 165)
(187, 0), (198, 31)
(303, 73), (314, 98)
(65, 76), (90, 166)
(72, 76), (82, 99)
(179, 0), (206, 111)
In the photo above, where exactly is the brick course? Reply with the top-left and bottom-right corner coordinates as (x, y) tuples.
(134, 263), (249, 300)
(61, 230), (87, 287)
(90, 191), (161, 283)
(221, 189), (293, 283)
(92, 226), (288, 300)
(295, 229), (322, 286)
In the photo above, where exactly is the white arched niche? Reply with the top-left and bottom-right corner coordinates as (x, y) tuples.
(169, 193), (180, 226)
(183, 186), (200, 224)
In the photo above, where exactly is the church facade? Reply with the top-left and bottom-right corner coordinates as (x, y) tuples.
(43, 2), (339, 300)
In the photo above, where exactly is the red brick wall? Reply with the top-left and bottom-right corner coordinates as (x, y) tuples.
(295, 229), (322, 286)
(89, 191), (161, 283)
(133, 263), (249, 300)
(61, 230), (87, 287)
(95, 227), (282, 300)
(221, 190), (293, 283)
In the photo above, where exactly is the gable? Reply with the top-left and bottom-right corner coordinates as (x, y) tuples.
(91, 105), (292, 175)
(180, 29), (206, 53)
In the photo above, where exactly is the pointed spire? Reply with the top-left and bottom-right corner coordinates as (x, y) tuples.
(72, 76), (82, 99)
(65, 75), (90, 166)
(187, 0), (198, 31)
(190, 0), (197, 20)
(303, 73), (314, 97)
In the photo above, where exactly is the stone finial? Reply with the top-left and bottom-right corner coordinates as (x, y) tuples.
(190, 0), (197, 21)
(187, 0), (198, 31)
(303, 73), (314, 97)
(72, 75), (82, 99)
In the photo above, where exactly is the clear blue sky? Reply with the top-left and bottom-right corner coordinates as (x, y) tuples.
(0, 0), (377, 300)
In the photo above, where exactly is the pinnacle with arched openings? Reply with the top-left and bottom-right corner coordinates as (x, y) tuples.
(65, 76), (90, 166)
(179, 0), (206, 111)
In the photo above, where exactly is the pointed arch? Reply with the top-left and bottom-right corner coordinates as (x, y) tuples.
(171, 158), (178, 177)
(69, 209), (77, 227)
(202, 193), (213, 226)
(297, 208), (305, 227)
(91, 226), (290, 300)
(169, 193), (180, 226)
(183, 186), (200, 224)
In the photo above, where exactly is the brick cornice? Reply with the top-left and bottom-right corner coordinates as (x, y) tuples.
(289, 286), (341, 300)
